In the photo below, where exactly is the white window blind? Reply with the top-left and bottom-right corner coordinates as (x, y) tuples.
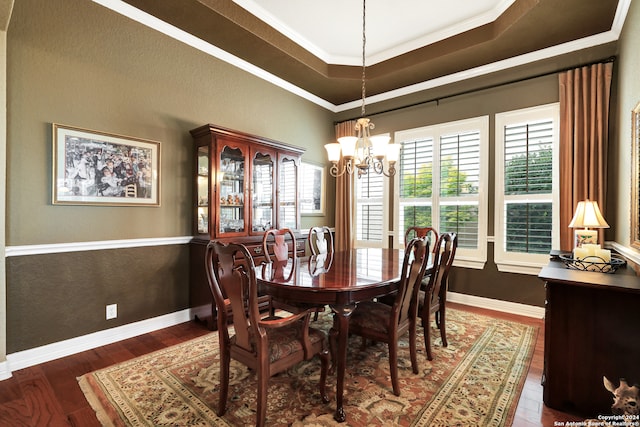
(395, 117), (488, 268)
(439, 131), (481, 249)
(355, 170), (384, 244)
(398, 137), (433, 242)
(495, 103), (559, 274)
(278, 159), (297, 229)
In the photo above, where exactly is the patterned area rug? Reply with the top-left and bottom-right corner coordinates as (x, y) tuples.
(78, 308), (537, 426)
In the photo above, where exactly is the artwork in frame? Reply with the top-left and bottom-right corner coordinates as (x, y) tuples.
(52, 124), (160, 206)
(631, 102), (640, 249)
(300, 161), (325, 215)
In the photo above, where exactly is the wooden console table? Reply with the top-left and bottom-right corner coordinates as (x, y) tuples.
(538, 259), (640, 417)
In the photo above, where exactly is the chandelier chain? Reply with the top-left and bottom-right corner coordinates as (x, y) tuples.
(361, 0), (367, 118)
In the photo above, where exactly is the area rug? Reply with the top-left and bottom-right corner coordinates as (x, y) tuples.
(78, 308), (537, 426)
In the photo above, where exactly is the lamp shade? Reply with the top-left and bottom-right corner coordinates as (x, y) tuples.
(324, 143), (342, 162)
(337, 136), (358, 158)
(369, 135), (390, 158)
(568, 200), (610, 229)
(386, 143), (401, 163)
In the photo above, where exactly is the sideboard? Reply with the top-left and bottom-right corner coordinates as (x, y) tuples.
(538, 259), (640, 416)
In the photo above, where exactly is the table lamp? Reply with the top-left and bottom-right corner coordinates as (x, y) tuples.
(568, 199), (609, 249)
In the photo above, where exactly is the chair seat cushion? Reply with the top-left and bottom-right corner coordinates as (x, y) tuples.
(230, 325), (325, 362)
(350, 301), (392, 334)
(268, 326), (325, 362)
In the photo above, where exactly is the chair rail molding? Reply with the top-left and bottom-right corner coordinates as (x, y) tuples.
(5, 236), (193, 257)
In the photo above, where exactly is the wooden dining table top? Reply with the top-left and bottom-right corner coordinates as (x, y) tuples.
(256, 248), (411, 306)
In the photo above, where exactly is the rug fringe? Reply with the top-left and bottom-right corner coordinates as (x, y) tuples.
(78, 374), (118, 427)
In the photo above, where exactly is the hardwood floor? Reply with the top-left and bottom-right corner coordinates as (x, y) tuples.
(0, 303), (584, 426)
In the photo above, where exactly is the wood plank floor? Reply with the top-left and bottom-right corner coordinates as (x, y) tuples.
(0, 303), (584, 426)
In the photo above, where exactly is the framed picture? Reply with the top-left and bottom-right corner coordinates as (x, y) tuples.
(300, 161), (325, 215)
(631, 102), (640, 249)
(52, 124), (160, 206)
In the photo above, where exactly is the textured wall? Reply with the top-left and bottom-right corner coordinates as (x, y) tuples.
(6, 0), (333, 352)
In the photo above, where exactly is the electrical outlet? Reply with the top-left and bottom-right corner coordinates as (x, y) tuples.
(106, 303), (117, 320)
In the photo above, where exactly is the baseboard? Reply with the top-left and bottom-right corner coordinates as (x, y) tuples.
(4, 308), (196, 377)
(448, 292), (545, 319)
(0, 360), (10, 381)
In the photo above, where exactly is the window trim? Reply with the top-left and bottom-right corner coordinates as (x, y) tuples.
(494, 103), (560, 275)
(394, 116), (489, 269)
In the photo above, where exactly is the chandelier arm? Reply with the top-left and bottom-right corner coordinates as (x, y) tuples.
(372, 159), (383, 174)
(382, 163), (397, 178)
(329, 162), (347, 178)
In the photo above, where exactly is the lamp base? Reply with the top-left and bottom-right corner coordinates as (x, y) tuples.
(574, 229), (597, 248)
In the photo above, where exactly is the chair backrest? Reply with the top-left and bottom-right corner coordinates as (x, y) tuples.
(404, 227), (438, 253)
(427, 232), (458, 307)
(308, 226), (334, 257)
(262, 228), (297, 280)
(394, 237), (431, 325)
(205, 241), (259, 351)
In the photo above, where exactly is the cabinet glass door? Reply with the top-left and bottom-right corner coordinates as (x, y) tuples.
(278, 157), (298, 229)
(218, 145), (246, 234)
(196, 146), (209, 235)
(252, 152), (274, 232)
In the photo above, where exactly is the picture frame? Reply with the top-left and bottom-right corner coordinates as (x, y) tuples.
(52, 124), (160, 206)
(300, 161), (325, 215)
(631, 102), (640, 249)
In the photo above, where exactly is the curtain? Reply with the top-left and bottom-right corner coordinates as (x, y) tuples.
(334, 120), (357, 251)
(559, 62), (613, 250)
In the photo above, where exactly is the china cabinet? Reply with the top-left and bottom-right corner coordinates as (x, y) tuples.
(189, 124), (306, 329)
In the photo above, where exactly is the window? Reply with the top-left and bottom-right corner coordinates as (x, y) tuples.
(278, 157), (298, 229)
(494, 104), (559, 274)
(354, 147), (390, 248)
(394, 117), (489, 268)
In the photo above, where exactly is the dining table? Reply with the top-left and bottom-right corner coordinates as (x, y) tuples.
(256, 247), (433, 423)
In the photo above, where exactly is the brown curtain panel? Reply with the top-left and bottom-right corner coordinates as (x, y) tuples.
(334, 120), (357, 251)
(559, 62), (613, 250)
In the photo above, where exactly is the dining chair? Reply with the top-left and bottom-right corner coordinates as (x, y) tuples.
(262, 228), (297, 281)
(262, 228), (325, 318)
(205, 241), (329, 427)
(375, 226), (439, 308)
(404, 226), (438, 252)
(420, 232), (458, 361)
(308, 226), (334, 257)
(307, 226), (334, 319)
(348, 237), (431, 396)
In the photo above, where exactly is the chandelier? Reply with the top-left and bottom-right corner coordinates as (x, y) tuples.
(324, 0), (400, 178)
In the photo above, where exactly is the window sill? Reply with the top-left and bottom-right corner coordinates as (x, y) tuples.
(495, 260), (545, 275)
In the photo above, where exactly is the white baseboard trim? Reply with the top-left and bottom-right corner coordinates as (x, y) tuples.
(0, 361), (11, 381)
(3, 308), (196, 377)
(448, 292), (545, 319)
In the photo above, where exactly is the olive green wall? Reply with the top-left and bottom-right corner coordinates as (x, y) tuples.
(7, 0), (334, 245)
(6, 0), (333, 352)
(613, 0), (640, 246)
(6, 246), (189, 352)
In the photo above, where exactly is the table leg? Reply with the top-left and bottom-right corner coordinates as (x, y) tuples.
(330, 304), (355, 423)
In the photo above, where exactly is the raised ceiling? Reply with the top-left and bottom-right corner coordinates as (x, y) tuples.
(114, 0), (626, 110)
